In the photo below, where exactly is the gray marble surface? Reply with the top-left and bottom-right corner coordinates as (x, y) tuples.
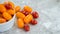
(0, 0), (60, 34)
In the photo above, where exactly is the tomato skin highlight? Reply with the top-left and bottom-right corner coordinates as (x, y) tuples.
(32, 11), (39, 18)
(24, 24), (30, 31)
(30, 19), (37, 25)
(24, 14), (33, 24)
(17, 18), (24, 28)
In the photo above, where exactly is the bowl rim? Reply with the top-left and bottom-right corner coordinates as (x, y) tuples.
(0, 14), (15, 25)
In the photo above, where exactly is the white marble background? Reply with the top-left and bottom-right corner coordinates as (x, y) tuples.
(0, 0), (60, 34)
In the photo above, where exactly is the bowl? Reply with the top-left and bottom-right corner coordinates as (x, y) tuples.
(0, 15), (15, 32)
(0, 0), (16, 32)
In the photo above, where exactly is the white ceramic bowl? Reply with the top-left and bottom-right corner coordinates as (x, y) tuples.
(0, 15), (15, 32)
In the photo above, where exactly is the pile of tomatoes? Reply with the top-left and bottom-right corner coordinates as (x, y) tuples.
(0, 1), (39, 32)
(0, 1), (15, 23)
(16, 6), (39, 31)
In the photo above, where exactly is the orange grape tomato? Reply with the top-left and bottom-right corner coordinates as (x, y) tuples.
(0, 18), (6, 23)
(16, 12), (25, 19)
(17, 18), (24, 28)
(24, 14), (33, 24)
(15, 6), (21, 12)
(0, 4), (6, 13)
(24, 5), (32, 13)
(7, 9), (15, 15)
(3, 12), (12, 20)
